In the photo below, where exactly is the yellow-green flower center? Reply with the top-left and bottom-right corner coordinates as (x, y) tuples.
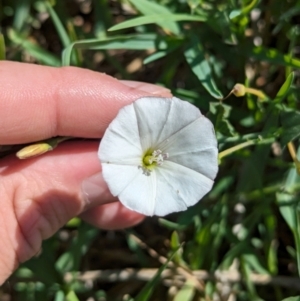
(140, 149), (169, 176)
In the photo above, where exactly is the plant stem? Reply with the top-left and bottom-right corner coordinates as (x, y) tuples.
(218, 140), (256, 160)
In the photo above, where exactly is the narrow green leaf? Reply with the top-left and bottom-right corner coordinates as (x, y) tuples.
(280, 108), (300, 144)
(62, 34), (178, 66)
(144, 51), (168, 64)
(8, 29), (61, 66)
(45, 2), (71, 48)
(236, 104), (279, 192)
(0, 33), (5, 60)
(229, 0), (260, 19)
(65, 290), (80, 301)
(135, 246), (181, 301)
(129, 0), (180, 34)
(281, 297), (300, 301)
(277, 169), (299, 231)
(229, 10), (241, 19)
(144, 44), (180, 64)
(54, 290), (65, 301)
(108, 14), (207, 31)
(174, 279), (196, 301)
(277, 147), (300, 275)
(241, 257), (259, 299)
(93, 0), (112, 38)
(248, 45), (300, 68)
(158, 218), (189, 230)
(170, 231), (186, 266)
(185, 36), (223, 99)
(56, 223), (99, 273)
(13, 0), (31, 31)
(24, 238), (63, 285)
(274, 72), (294, 103)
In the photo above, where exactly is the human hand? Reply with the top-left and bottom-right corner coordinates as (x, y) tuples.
(0, 61), (172, 284)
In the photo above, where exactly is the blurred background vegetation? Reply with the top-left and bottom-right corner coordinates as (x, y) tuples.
(1, 0), (300, 300)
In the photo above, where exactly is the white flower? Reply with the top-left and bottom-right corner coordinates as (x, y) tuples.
(98, 97), (218, 216)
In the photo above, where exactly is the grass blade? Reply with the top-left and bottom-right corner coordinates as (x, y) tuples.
(185, 35), (223, 99)
(8, 28), (61, 66)
(44, 2), (71, 48)
(135, 246), (181, 301)
(0, 33), (5, 60)
(129, 0), (180, 34)
(62, 34), (175, 66)
(108, 14), (207, 32)
(274, 72), (294, 103)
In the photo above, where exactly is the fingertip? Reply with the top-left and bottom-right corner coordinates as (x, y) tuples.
(80, 202), (145, 230)
(81, 172), (117, 210)
(120, 80), (172, 97)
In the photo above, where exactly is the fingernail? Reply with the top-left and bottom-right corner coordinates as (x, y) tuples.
(81, 173), (116, 210)
(121, 80), (172, 97)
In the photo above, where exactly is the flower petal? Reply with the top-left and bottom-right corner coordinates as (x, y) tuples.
(102, 163), (156, 215)
(102, 160), (214, 217)
(101, 163), (141, 196)
(132, 97), (172, 150)
(158, 116), (218, 180)
(118, 171), (157, 216)
(99, 104), (142, 164)
(151, 161), (214, 216)
(133, 97), (201, 148)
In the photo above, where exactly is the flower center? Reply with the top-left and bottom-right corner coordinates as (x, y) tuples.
(143, 149), (169, 166)
(139, 149), (169, 176)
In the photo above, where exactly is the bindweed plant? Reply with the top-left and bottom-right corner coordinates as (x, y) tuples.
(1, 0), (300, 300)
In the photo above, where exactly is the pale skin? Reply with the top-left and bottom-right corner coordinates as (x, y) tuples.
(0, 61), (172, 284)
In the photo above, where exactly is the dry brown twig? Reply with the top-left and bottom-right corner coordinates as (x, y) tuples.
(65, 268), (300, 291)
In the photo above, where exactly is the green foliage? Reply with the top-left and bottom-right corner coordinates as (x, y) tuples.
(1, 0), (300, 300)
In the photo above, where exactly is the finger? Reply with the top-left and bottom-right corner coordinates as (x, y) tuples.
(80, 202), (145, 230)
(0, 141), (142, 268)
(80, 173), (144, 229)
(0, 61), (172, 144)
(120, 80), (171, 95)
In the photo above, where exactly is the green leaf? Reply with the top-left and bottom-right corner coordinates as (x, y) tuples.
(62, 34), (175, 66)
(129, 0), (180, 34)
(44, 2), (71, 48)
(65, 290), (80, 301)
(135, 246), (181, 301)
(280, 108), (300, 145)
(277, 147), (300, 275)
(173, 279), (196, 301)
(108, 14), (207, 31)
(184, 35), (223, 99)
(229, 0), (260, 19)
(208, 103), (235, 136)
(229, 10), (242, 19)
(143, 45), (180, 64)
(54, 290), (65, 301)
(277, 149), (300, 231)
(236, 102), (279, 192)
(281, 296), (300, 301)
(93, 0), (112, 38)
(158, 218), (189, 230)
(24, 238), (63, 285)
(247, 45), (300, 68)
(8, 28), (61, 66)
(56, 223), (99, 273)
(274, 72), (294, 103)
(13, 0), (31, 31)
(0, 33), (5, 60)
(170, 231), (186, 266)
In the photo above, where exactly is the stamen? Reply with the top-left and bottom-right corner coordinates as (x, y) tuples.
(139, 149), (169, 176)
(150, 150), (169, 166)
(138, 165), (151, 176)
